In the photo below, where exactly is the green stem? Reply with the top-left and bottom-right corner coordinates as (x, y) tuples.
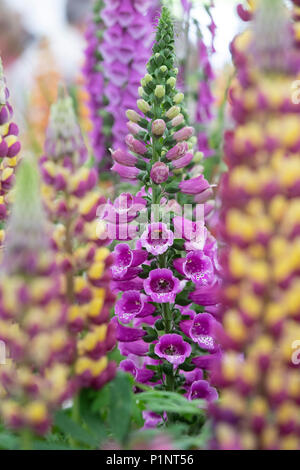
(21, 429), (32, 451)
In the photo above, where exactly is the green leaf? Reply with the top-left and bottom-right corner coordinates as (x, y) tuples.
(137, 390), (205, 418)
(0, 432), (19, 450)
(108, 372), (132, 444)
(54, 410), (98, 448)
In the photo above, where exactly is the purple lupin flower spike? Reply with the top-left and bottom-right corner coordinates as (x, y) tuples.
(107, 8), (221, 431)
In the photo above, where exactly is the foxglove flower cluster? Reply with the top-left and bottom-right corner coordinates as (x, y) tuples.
(83, 0), (155, 168)
(211, 0), (300, 450)
(108, 8), (220, 426)
(0, 159), (74, 435)
(40, 90), (116, 391)
(0, 59), (21, 236)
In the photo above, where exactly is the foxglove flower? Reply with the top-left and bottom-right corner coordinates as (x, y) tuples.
(212, 0), (300, 450)
(40, 90), (116, 391)
(0, 159), (75, 436)
(83, 0), (155, 168)
(144, 269), (181, 303)
(154, 334), (192, 367)
(140, 222), (174, 255)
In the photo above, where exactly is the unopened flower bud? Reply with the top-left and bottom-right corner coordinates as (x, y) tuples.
(126, 109), (141, 123)
(127, 121), (142, 136)
(173, 126), (194, 142)
(194, 151), (204, 163)
(167, 77), (176, 88)
(137, 99), (151, 114)
(174, 68), (179, 75)
(138, 87), (144, 97)
(165, 106), (181, 120)
(173, 92), (184, 104)
(152, 119), (166, 136)
(160, 65), (168, 73)
(144, 74), (153, 84)
(154, 85), (165, 99)
(150, 162), (169, 184)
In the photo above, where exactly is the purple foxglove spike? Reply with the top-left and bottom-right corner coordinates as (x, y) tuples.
(189, 313), (218, 352)
(179, 175), (210, 195)
(183, 251), (215, 286)
(188, 380), (218, 402)
(141, 222), (174, 255)
(144, 268), (181, 303)
(154, 334), (192, 367)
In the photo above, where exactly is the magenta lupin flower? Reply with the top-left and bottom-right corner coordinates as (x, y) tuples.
(154, 334), (192, 367)
(108, 8), (219, 432)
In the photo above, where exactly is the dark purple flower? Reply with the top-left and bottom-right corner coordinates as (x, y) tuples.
(183, 251), (215, 286)
(144, 269), (181, 303)
(189, 313), (218, 352)
(154, 333), (192, 367)
(140, 223), (174, 255)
